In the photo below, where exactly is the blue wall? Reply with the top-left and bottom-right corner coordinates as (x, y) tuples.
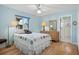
(41, 10), (77, 44)
(29, 17), (42, 32)
(0, 5), (41, 40)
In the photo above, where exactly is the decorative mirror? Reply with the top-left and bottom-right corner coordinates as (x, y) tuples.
(49, 20), (57, 31)
(15, 15), (30, 30)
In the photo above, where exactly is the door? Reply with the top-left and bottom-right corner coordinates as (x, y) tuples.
(60, 16), (72, 43)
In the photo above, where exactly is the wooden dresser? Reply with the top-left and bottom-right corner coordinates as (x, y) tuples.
(40, 31), (59, 42)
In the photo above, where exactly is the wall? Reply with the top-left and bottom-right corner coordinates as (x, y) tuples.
(77, 7), (79, 51)
(29, 17), (42, 32)
(41, 9), (77, 45)
(0, 5), (41, 42)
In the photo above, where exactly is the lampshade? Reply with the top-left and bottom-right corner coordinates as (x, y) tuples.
(11, 20), (17, 27)
(42, 21), (46, 26)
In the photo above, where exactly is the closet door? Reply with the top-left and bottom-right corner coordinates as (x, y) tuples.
(60, 16), (72, 43)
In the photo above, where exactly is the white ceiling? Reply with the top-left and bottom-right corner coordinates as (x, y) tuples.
(3, 4), (79, 17)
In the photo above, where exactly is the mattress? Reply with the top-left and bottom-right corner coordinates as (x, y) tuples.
(14, 32), (51, 54)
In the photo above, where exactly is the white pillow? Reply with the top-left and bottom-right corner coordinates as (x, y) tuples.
(15, 29), (25, 34)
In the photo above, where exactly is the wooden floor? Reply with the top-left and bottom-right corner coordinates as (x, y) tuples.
(42, 42), (78, 55)
(0, 45), (21, 55)
(0, 42), (78, 55)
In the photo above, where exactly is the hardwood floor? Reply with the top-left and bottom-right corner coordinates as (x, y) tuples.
(42, 42), (78, 55)
(0, 45), (21, 55)
(0, 42), (78, 55)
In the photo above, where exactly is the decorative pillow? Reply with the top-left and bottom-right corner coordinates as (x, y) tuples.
(24, 30), (32, 34)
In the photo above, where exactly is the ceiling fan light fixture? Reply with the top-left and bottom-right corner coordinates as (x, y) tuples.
(37, 9), (41, 14)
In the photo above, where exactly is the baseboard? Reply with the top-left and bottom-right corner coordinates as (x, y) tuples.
(60, 40), (78, 46)
(72, 42), (78, 45)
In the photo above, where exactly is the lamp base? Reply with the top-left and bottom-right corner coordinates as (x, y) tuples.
(43, 26), (45, 31)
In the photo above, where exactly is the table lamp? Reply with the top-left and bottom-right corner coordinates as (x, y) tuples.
(42, 21), (46, 31)
(11, 20), (18, 27)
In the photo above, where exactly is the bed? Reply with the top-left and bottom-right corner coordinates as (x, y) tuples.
(14, 32), (51, 55)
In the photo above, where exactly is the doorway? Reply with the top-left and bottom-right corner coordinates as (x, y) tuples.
(60, 16), (72, 43)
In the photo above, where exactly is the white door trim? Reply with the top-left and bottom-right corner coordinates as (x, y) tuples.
(60, 15), (72, 44)
(77, 12), (79, 51)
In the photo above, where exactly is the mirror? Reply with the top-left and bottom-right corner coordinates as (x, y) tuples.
(49, 20), (57, 31)
(15, 15), (30, 30)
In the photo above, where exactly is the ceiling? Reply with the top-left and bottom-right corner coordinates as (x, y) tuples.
(3, 4), (79, 17)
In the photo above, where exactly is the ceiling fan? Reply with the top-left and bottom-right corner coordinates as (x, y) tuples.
(36, 4), (42, 14)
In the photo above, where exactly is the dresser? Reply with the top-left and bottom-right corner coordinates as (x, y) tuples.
(40, 31), (59, 42)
